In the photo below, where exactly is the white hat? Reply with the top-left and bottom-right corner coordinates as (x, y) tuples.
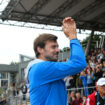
(97, 78), (105, 86)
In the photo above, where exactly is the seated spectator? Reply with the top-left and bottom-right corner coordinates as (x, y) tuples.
(76, 74), (83, 93)
(64, 76), (71, 89)
(80, 96), (87, 105)
(68, 91), (76, 105)
(85, 63), (92, 75)
(97, 49), (103, 60)
(0, 98), (7, 105)
(89, 59), (96, 71)
(71, 92), (83, 105)
(102, 53), (105, 62)
(72, 75), (77, 88)
(97, 59), (102, 64)
(64, 76), (72, 95)
(103, 72), (105, 77)
(80, 71), (89, 97)
(94, 65), (103, 82)
(87, 70), (94, 94)
(21, 82), (27, 100)
(86, 78), (105, 105)
(102, 61), (105, 72)
(99, 63), (103, 71)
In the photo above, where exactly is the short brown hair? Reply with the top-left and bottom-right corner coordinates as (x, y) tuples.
(33, 33), (58, 57)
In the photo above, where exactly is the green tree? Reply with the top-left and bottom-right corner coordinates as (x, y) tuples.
(81, 34), (105, 49)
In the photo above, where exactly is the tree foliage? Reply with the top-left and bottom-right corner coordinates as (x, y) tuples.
(81, 34), (105, 49)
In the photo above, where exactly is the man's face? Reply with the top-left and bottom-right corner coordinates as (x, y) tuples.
(97, 85), (105, 97)
(41, 41), (60, 61)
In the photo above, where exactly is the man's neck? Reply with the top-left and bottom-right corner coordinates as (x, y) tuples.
(37, 56), (46, 61)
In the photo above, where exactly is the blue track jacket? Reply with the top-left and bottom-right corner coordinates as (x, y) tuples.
(26, 39), (87, 105)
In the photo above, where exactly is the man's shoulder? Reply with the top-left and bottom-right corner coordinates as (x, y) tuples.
(86, 91), (97, 105)
(30, 61), (55, 75)
(88, 91), (97, 99)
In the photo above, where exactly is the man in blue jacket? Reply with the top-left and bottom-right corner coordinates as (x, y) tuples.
(25, 17), (87, 105)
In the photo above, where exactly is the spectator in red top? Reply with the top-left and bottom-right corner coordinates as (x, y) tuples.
(86, 78), (105, 105)
(85, 63), (92, 75)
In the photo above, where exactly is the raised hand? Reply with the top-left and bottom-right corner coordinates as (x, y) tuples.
(62, 17), (77, 40)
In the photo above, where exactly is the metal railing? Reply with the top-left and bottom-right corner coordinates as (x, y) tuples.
(0, 86), (96, 105)
(0, 95), (30, 105)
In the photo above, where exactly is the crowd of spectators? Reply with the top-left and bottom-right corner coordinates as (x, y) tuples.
(64, 48), (105, 105)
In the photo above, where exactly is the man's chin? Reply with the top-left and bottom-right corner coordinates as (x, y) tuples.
(53, 57), (58, 61)
(51, 58), (58, 62)
(51, 57), (58, 62)
(45, 57), (58, 62)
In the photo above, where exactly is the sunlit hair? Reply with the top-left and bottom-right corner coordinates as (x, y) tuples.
(33, 33), (58, 57)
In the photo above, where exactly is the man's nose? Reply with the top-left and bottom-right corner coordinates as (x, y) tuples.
(56, 48), (60, 53)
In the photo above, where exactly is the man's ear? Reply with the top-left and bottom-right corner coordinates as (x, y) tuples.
(37, 47), (44, 54)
